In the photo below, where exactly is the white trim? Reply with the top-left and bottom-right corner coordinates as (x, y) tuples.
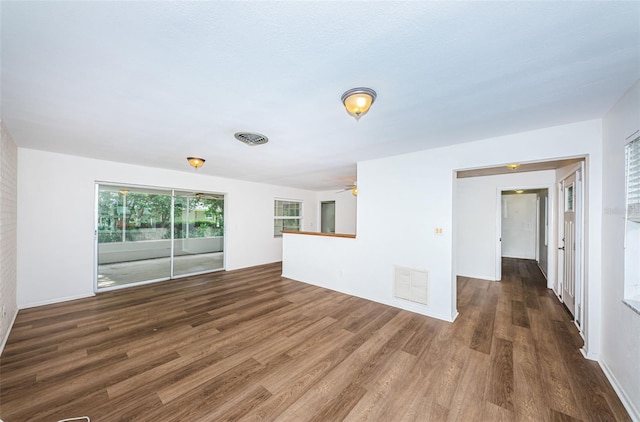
(576, 163), (585, 330)
(599, 358), (640, 421)
(274, 198), (304, 236)
(19, 292), (95, 309)
(0, 309), (19, 357)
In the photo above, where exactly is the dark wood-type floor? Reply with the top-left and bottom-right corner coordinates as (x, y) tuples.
(0, 258), (630, 421)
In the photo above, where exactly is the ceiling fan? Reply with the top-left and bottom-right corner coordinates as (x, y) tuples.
(336, 183), (358, 196)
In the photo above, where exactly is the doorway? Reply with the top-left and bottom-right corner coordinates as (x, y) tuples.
(497, 188), (550, 281)
(95, 183), (225, 291)
(321, 201), (336, 233)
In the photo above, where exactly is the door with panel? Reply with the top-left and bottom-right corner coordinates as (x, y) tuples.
(561, 173), (577, 317)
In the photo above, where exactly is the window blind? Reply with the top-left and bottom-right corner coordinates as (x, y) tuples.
(626, 136), (640, 222)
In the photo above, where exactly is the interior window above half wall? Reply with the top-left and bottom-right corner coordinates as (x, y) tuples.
(315, 190), (357, 235)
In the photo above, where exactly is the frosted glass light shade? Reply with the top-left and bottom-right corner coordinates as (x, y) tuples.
(341, 88), (376, 121)
(187, 157), (205, 168)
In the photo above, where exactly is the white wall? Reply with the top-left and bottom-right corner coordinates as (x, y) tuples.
(601, 79), (640, 419)
(17, 148), (318, 308)
(502, 193), (537, 259)
(284, 119), (603, 336)
(538, 189), (549, 277)
(456, 171), (555, 281)
(316, 190), (357, 235)
(0, 121), (18, 356)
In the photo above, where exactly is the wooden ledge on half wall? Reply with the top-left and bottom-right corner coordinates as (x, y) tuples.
(282, 230), (356, 239)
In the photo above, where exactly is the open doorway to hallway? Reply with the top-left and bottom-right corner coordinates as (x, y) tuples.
(454, 156), (588, 350)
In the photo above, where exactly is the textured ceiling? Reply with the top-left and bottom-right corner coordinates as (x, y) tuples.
(1, 1), (638, 190)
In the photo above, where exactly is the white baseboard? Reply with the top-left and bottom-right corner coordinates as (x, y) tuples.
(0, 309), (19, 357)
(19, 292), (94, 309)
(599, 358), (640, 422)
(455, 273), (497, 282)
(580, 346), (598, 361)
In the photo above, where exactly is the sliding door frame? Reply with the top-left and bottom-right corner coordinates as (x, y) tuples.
(94, 182), (226, 293)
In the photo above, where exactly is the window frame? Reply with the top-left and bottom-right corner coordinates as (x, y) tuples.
(624, 135), (640, 313)
(274, 199), (303, 237)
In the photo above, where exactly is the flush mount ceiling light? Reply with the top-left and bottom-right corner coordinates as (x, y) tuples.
(341, 87), (376, 121)
(187, 157), (205, 169)
(506, 163), (520, 170)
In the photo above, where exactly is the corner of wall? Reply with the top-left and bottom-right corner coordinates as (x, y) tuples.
(0, 120), (19, 356)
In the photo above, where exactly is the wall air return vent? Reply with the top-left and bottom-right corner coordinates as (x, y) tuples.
(394, 266), (429, 305)
(234, 132), (269, 146)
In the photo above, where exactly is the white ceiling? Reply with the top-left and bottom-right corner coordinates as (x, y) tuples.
(1, 1), (638, 190)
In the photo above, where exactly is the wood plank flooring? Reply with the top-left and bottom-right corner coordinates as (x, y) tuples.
(0, 258), (630, 421)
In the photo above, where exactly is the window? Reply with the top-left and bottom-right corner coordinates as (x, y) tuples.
(565, 185), (574, 212)
(625, 136), (640, 312)
(626, 136), (640, 223)
(274, 199), (302, 237)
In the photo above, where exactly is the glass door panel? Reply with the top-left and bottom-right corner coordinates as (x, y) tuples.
(173, 191), (224, 277)
(97, 184), (172, 289)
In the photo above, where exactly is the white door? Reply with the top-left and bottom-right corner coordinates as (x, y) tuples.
(501, 193), (538, 259)
(561, 173), (577, 317)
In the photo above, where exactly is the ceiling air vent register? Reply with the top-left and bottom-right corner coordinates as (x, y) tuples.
(234, 132), (269, 146)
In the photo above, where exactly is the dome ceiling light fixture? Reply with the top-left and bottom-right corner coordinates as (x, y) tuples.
(341, 87), (377, 121)
(187, 157), (205, 169)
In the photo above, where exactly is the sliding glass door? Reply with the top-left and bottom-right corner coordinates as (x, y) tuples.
(173, 191), (225, 277)
(96, 184), (224, 290)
